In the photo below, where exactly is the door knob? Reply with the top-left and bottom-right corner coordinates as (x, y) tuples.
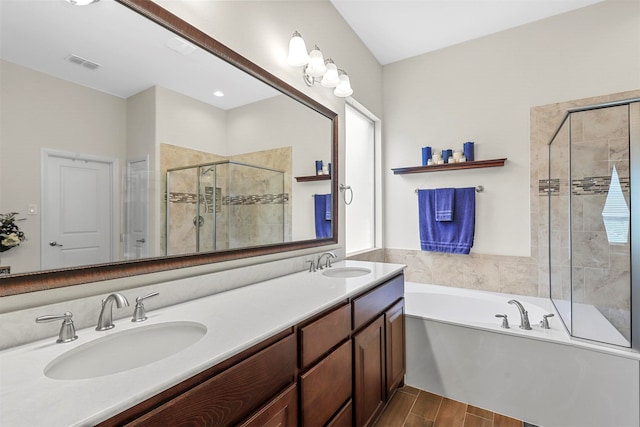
(136, 238), (146, 243)
(49, 241), (63, 247)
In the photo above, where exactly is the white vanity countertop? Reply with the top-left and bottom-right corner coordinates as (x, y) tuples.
(0, 260), (404, 427)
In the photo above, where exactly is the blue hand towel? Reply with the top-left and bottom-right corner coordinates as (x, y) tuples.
(418, 187), (475, 254)
(435, 188), (454, 221)
(325, 194), (332, 220)
(314, 194), (332, 238)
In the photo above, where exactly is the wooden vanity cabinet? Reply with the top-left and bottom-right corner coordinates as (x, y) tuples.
(100, 273), (405, 427)
(352, 273), (405, 427)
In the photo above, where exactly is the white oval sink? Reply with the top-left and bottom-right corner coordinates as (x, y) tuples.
(44, 321), (207, 380)
(322, 267), (372, 278)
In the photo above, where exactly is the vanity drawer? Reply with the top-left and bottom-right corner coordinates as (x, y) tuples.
(238, 383), (298, 427)
(126, 333), (296, 427)
(300, 340), (352, 427)
(352, 274), (404, 331)
(299, 303), (350, 369)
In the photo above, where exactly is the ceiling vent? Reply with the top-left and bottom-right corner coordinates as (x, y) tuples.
(65, 54), (101, 70)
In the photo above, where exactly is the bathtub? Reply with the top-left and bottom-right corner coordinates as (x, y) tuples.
(404, 282), (640, 427)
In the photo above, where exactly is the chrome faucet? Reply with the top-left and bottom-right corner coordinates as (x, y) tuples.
(508, 299), (532, 330)
(96, 293), (129, 331)
(306, 260), (317, 273)
(316, 252), (336, 270)
(36, 311), (78, 343)
(131, 292), (159, 322)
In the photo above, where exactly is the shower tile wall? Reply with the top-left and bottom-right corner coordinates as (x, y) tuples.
(229, 147), (292, 247)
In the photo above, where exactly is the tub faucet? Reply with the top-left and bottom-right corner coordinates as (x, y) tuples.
(316, 252), (336, 270)
(96, 293), (129, 331)
(508, 299), (532, 330)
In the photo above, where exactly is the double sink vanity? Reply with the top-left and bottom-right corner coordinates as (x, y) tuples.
(0, 260), (406, 426)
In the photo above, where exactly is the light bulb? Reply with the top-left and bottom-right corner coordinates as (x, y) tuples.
(333, 70), (353, 97)
(287, 31), (309, 67)
(305, 45), (327, 78)
(321, 59), (340, 88)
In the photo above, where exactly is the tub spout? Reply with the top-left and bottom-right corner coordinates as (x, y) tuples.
(508, 299), (532, 330)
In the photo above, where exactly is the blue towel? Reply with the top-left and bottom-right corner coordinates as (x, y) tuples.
(418, 187), (475, 254)
(314, 194), (332, 238)
(325, 195), (332, 220)
(435, 188), (454, 221)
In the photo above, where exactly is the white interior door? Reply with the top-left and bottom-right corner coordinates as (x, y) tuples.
(42, 152), (114, 270)
(125, 157), (149, 260)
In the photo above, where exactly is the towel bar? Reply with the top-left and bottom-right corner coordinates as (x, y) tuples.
(415, 185), (483, 194)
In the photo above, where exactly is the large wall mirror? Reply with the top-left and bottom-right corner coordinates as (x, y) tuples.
(0, 0), (338, 296)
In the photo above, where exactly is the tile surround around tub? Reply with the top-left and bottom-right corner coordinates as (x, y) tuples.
(348, 248), (539, 297)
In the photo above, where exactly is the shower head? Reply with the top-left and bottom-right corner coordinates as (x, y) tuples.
(201, 166), (215, 175)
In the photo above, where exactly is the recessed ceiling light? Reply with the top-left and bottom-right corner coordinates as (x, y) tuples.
(66, 0), (99, 6)
(213, 91), (224, 97)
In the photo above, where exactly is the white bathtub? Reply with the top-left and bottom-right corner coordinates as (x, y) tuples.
(404, 282), (640, 427)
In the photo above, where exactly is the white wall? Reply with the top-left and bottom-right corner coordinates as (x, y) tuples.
(156, 86), (228, 155)
(383, 0), (640, 256)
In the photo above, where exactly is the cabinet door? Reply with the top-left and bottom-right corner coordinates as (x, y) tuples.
(300, 340), (352, 427)
(385, 298), (405, 399)
(353, 315), (385, 427)
(239, 383), (298, 427)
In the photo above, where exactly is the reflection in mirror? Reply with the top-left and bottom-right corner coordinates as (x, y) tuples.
(0, 0), (337, 294)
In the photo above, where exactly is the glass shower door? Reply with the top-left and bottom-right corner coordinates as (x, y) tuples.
(549, 100), (638, 348)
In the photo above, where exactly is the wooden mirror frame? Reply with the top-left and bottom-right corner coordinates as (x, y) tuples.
(0, 0), (338, 297)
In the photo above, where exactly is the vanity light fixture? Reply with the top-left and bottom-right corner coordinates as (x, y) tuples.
(287, 31), (353, 98)
(66, 0), (99, 5)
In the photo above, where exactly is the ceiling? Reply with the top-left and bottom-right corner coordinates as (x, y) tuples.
(330, 0), (606, 65)
(0, 0), (278, 110)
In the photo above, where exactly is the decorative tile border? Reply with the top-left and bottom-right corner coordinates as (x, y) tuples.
(224, 193), (289, 205)
(169, 190), (289, 210)
(538, 176), (630, 196)
(572, 175), (630, 195)
(538, 178), (560, 195)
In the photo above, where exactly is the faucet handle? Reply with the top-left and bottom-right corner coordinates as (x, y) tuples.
(131, 292), (159, 322)
(495, 314), (510, 329)
(540, 313), (554, 329)
(36, 311), (78, 343)
(306, 260), (316, 273)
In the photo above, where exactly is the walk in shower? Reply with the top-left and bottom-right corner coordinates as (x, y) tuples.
(166, 161), (286, 255)
(547, 98), (639, 349)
